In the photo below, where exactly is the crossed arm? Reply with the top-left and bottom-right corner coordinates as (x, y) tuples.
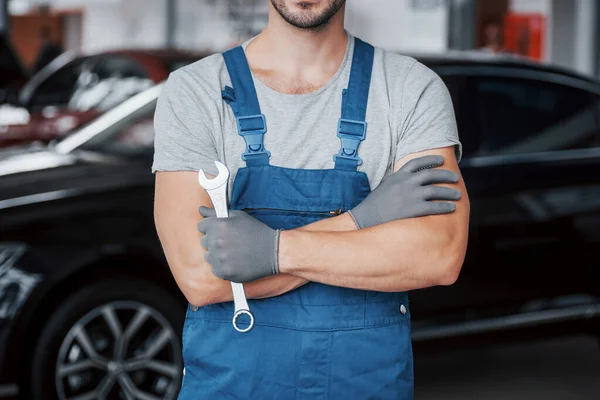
(154, 146), (469, 307)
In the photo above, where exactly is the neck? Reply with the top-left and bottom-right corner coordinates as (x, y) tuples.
(247, 5), (348, 78)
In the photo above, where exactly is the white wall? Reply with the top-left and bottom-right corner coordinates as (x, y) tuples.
(573, 0), (596, 76)
(174, 0), (269, 51)
(509, 0), (596, 75)
(74, 0), (167, 53)
(175, 1), (230, 50)
(25, 0), (449, 53)
(17, 0), (167, 53)
(345, 0), (449, 52)
(510, 0), (552, 14)
(550, 0), (573, 69)
(62, 13), (82, 52)
(8, 0), (32, 14)
(173, 0), (449, 53)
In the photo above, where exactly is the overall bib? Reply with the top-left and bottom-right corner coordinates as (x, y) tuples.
(179, 38), (414, 400)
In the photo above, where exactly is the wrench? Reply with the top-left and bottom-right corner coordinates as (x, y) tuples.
(198, 161), (255, 333)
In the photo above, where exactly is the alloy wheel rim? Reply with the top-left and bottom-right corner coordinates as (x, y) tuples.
(55, 300), (182, 400)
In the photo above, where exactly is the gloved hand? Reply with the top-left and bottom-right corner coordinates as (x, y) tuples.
(348, 155), (461, 229)
(197, 207), (280, 283)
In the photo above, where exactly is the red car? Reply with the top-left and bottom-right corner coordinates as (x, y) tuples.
(0, 49), (209, 148)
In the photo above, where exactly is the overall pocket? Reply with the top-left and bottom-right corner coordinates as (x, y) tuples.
(181, 313), (300, 400)
(329, 311), (414, 399)
(242, 207), (342, 230)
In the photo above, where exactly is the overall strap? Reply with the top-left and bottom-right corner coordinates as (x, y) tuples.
(222, 46), (270, 166)
(334, 38), (374, 171)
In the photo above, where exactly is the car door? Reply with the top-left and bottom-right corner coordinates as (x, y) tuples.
(410, 65), (600, 332)
(464, 68), (600, 309)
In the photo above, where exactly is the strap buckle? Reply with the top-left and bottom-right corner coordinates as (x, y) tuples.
(236, 114), (271, 161)
(334, 118), (367, 166)
(237, 114), (267, 136)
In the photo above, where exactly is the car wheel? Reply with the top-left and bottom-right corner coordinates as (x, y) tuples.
(30, 278), (185, 400)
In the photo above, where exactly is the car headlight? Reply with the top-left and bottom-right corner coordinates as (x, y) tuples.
(0, 243), (28, 277)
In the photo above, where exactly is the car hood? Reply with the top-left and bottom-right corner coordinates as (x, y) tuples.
(0, 142), (47, 160)
(0, 109), (102, 148)
(0, 150), (76, 176)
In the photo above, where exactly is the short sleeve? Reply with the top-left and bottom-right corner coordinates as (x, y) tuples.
(395, 60), (462, 164)
(152, 70), (218, 173)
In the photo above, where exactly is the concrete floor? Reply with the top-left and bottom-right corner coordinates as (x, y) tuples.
(414, 335), (600, 400)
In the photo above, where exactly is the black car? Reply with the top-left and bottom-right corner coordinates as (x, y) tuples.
(1, 53), (600, 399)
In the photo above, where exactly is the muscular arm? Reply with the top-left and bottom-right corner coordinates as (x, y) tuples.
(154, 171), (356, 307)
(278, 146), (470, 292)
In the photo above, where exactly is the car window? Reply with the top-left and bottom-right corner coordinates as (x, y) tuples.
(439, 74), (480, 158)
(27, 58), (91, 111)
(67, 56), (154, 112)
(472, 76), (600, 155)
(93, 56), (148, 80)
(29, 55), (155, 114)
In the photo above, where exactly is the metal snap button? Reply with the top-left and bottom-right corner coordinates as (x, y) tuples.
(400, 304), (407, 315)
(191, 305), (199, 312)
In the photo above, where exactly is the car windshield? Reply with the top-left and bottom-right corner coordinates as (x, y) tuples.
(55, 85), (160, 156)
(28, 57), (155, 113)
(28, 55), (198, 114)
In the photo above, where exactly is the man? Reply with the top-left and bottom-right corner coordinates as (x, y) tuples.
(153, 1), (469, 398)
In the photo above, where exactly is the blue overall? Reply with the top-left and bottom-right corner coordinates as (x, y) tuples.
(179, 38), (414, 400)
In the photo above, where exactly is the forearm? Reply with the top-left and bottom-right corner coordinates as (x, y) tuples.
(185, 212), (357, 305)
(236, 213), (357, 298)
(279, 210), (468, 292)
(276, 147), (469, 292)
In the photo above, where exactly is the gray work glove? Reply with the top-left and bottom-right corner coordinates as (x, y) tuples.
(198, 207), (280, 283)
(348, 155), (461, 229)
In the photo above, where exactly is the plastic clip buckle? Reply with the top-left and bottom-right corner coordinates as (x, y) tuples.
(334, 118), (367, 165)
(236, 114), (271, 160)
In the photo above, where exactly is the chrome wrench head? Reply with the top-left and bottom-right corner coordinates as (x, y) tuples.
(233, 309), (254, 333)
(198, 161), (230, 219)
(198, 161), (230, 191)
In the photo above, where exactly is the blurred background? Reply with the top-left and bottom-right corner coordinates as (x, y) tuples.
(0, 0), (599, 399)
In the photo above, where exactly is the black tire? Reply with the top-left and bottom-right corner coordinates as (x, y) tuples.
(30, 278), (185, 400)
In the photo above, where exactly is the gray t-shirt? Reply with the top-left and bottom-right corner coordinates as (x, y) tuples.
(152, 34), (462, 195)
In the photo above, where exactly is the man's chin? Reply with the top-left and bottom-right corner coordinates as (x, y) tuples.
(288, 15), (327, 29)
(271, 0), (345, 30)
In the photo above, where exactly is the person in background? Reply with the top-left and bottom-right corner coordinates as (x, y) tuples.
(480, 20), (504, 54)
(33, 27), (63, 73)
